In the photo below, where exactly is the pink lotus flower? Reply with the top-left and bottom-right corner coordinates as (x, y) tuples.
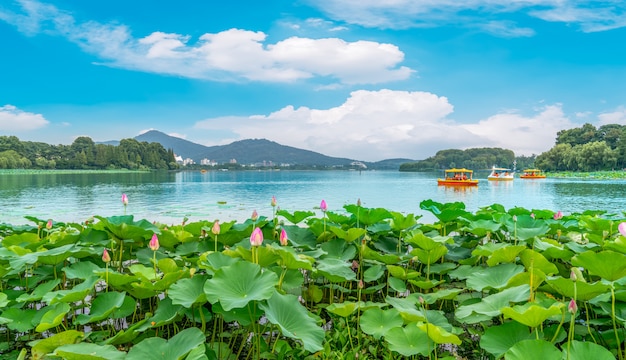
(122, 193), (129, 206)
(149, 233), (160, 251)
(619, 222), (626, 237)
(553, 211), (563, 220)
(250, 227), (263, 246)
(530, 213), (535, 219)
(320, 200), (328, 212)
(212, 220), (220, 235)
(271, 196), (277, 207)
(102, 248), (111, 263)
(568, 299), (578, 314)
(46, 219), (52, 230)
(279, 228), (288, 246)
(251, 209), (258, 221)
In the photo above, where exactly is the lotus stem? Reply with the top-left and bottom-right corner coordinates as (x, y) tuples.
(611, 286), (623, 360)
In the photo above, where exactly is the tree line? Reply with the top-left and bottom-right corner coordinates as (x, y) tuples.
(400, 123), (626, 172)
(0, 136), (178, 170)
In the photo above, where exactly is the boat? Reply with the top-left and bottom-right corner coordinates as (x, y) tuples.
(520, 169), (546, 179)
(487, 166), (514, 181)
(437, 168), (479, 186)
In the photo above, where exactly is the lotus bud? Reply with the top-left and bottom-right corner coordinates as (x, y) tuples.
(102, 248), (111, 263)
(568, 299), (578, 314)
(149, 233), (160, 251)
(512, 215), (517, 222)
(251, 209), (258, 221)
(357, 198), (361, 207)
(212, 220), (220, 235)
(279, 228), (288, 246)
(553, 211), (563, 220)
(271, 196), (277, 207)
(619, 222), (626, 237)
(358, 280), (364, 289)
(46, 219), (52, 230)
(320, 199), (327, 212)
(250, 227), (263, 247)
(122, 193), (128, 206)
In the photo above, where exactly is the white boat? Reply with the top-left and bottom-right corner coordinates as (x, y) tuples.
(487, 166), (514, 181)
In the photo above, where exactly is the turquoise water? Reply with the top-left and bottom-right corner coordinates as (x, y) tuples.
(0, 170), (625, 225)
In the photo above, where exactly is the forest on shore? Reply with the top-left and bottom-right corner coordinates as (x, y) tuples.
(400, 123), (626, 172)
(0, 136), (178, 170)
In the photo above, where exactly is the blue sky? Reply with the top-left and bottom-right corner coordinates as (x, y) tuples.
(1, 0), (625, 162)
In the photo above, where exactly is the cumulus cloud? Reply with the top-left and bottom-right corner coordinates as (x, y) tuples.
(598, 108), (626, 125)
(193, 89), (568, 161)
(306, 0), (626, 34)
(0, 1), (413, 85)
(0, 105), (49, 131)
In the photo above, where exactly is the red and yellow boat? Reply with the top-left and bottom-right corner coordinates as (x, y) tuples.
(520, 169), (546, 179)
(437, 168), (478, 186)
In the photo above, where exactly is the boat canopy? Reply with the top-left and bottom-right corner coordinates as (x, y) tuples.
(444, 168), (473, 173)
(522, 169), (542, 172)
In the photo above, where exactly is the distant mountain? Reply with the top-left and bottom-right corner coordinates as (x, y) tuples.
(133, 130), (356, 166)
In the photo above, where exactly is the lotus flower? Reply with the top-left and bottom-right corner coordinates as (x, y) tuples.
(568, 299), (578, 314)
(149, 233), (160, 251)
(122, 193), (128, 206)
(512, 215), (517, 222)
(250, 227), (263, 246)
(212, 220), (220, 235)
(102, 248), (111, 263)
(320, 199), (327, 212)
(553, 211), (563, 220)
(279, 228), (288, 246)
(251, 209), (258, 221)
(46, 219), (52, 230)
(619, 222), (626, 237)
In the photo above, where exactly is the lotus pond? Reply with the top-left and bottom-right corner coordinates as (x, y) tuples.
(1, 198), (626, 359)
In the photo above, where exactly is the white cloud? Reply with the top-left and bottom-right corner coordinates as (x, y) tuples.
(598, 108), (626, 125)
(306, 0), (626, 33)
(0, 1), (413, 85)
(194, 89), (570, 161)
(0, 105), (49, 131)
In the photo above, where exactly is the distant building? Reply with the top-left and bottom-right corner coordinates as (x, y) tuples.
(174, 154), (195, 166)
(200, 158), (217, 166)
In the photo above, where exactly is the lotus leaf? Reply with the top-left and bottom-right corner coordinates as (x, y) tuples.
(328, 226), (366, 243)
(385, 325), (433, 357)
(503, 339), (561, 360)
(276, 209), (315, 224)
(2, 308), (37, 332)
(387, 265), (420, 280)
(545, 276), (609, 301)
(126, 327), (205, 360)
(501, 302), (564, 328)
(385, 296), (427, 323)
(486, 245), (526, 266)
(562, 340), (616, 360)
(343, 205), (392, 226)
(259, 291), (324, 353)
(53, 343), (126, 360)
(136, 297), (183, 331)
(359, 307), (403, 340)
(320, 238), (357, 260)
(315, 257), (357, 282)
(363, 263), (386, 282)
(204, 261), (278, 311)
(520, 249), (558, 275)
(29, 330), (84, 359)
(455, 285), (530, 323)
(571, 250), (626, 281)
(75, 291), (128, 325)
(36, 302), (71, 332)
(479, 321), (534, 358)
(168, 275), (208, 308)
(417, 322), (461, 345)
(465, 263), (525, 291)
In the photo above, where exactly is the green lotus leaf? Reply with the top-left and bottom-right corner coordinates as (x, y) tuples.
(389, 211), (419, 232)
(53, 343), (126, 360)
(2, 308), (37, 332)
(472, 242), (508, 258)
(36, 302), (71, 332)
(361, 245), (402, 265)
(501, 302), (564, 328)
(462, 218), (502, 237)
(315, 257), (357, 283)
(513, 216), (550, 241)
(419, 200), (469, 224)
(411, 245), (447, 265)
(30, 330), (84, 359)
(455, 285), (530, 323)
(505, 268), (546, 291)
(271, 244), (314, 270)
(168, 275), (208, 308)
(276, 225), (317, 249)
(204, 261), (278, 311)
(385, 325), (433, 357)
(197, 251), (239, 274)
(479, 321), (534, 358)
(63, 261), (102, 280)
(385, 296), (427, 323)
(93, 215), (159, 243)
(532, 238), (574, 260)
(136, 297), (183, 331)
(388, 276), (407, 293)
(212, 301), (255, 326)
(276, 209), (315, 224)
(503, 339), (561, 360)
(320, 238), (357, 260)
(486, 245), (526, 266)
(465, 263), (525, 291)
(519, 249), (558, 275)
(126, 327), (205, 360)
(328, 226), (366, 243)
(413, 288), (463, 304)
(545, 277), (609, 301)
(75, 291), (128, 325)
(105, 318), (148, 346)
(562, 340), (615, 360)
(19, 279), (60, 303)
(157, 258), (179, 274)
(343, 205), (392, 226)
(258, 291), (324, 353)
(387, 265), (420, 280)
(2, 232), (41, 248)
(359, 307), (403, 340)
(272, 267), (304, 292)
(327, 301), (362, 317)
(417, 322), (461, 345)
(571, 250), (626, 282)
(363, 264), (386, 282)
(408, 278), (444, 290)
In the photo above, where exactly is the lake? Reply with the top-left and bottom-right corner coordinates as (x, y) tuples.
(1, 170), (625, 226)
